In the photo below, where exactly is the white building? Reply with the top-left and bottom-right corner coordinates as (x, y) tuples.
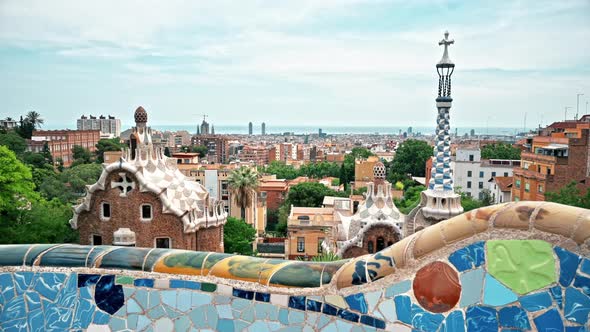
(77, 115), (121, 137)
(453, 147), (520, 199)
(488, 176), (513, 204)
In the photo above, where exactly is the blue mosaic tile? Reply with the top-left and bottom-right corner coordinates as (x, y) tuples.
(306, 299), (322, 312)
(55, 273), (77, 307)
(565, 287), (590, 325)
(385, 280), (411, 298)
(233, 288), (255, 300)
(565, 327), (586, 332)
(27, 308), (44, 332)
(581, 258), (590, 275)
(191, 292), (210, 307)
(45, 306), (73, 330)
(345, 293), (367, 314)
(411, 304), (444, 331)
(134, 278), (154, 288)
(338, 308), (360, 322)
(78, 274), (100, 287)
(498, 306), (530, 329)
(0, 296), (26, 321)
(175, 315), (191, 331)
(290, 310), (305, 324)
(94, 275), (125, 315)
(72, 298), (95, 329)
(170, 279), (200, 290)
(1, 318), (27, 331)
(555, 246), (581, 287)
(288, 296), (306, 310)
(519, 291), (552, 312)
(255, 292), (270, 302)
(0, 245), (38, 266)
(466, 306), (498, 332)
(360, 315), (386, 329)
(322, 303), (339, 316)
(278, 308), (289, 325)
(13, 272), (33, 295)
(33, 272), (66, 301)
(108, 316), (126, 331)
(0, 273), (15, 301)
(533, 308), (563, 332)
(460, 268), (484, 307)
(24, 291), (41, 311)
(394, 295), (411, 325)
(550, 285), (563, 309)
(93, 309), (110, 324)
(483, 274), (517, 306)
(573, 273), (590, 296)
(448, 241), (485, 272)
(440, 310), (465, 332)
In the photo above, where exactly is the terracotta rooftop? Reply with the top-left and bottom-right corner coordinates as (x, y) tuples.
(491, 176), (513, 192)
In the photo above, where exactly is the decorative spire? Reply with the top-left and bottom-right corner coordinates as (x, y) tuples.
(134, 106), (148, 127)
(436, 31), (455, 98)
(437, 31), (455, 66)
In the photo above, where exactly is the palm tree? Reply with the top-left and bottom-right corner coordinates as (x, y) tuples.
(228, 166), (259, 220)
(25, 111), (44, 129)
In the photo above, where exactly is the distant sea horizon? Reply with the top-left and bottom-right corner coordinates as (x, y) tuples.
(44, 124), (527, 136)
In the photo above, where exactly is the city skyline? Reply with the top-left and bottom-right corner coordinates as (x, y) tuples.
(1, 1), (589, 129)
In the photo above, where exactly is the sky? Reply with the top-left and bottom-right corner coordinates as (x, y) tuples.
(0, 0), (589, 129)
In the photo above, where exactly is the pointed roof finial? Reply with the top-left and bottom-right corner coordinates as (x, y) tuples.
(438, 30), (455, 66)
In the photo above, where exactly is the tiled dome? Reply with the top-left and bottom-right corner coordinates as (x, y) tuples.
(373, 162), (386, 179)
(134, 106), (148, 124)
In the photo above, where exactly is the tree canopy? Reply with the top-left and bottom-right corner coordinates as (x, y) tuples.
(223, 217), (256, 255)
(0, 131), (27, 155)
(0, 146), (36, 211)
(95, 138), (125, 163)
(481, 142), (521, 160)
(545, 181), (590, 208)
(391, 139), (432, 177)
(71, 145), (93, 166)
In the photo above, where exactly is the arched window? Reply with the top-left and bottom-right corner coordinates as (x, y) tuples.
(376, 237), (386, 251)
(367, 241), (374, 254)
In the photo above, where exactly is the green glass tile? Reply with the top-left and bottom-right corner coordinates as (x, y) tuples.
(116, 275), (134, 285)
(201, 283), (217, 292)
(487, 240), (556, 294)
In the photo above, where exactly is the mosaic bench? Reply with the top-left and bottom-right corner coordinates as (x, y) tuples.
(0, 201), (589, 331)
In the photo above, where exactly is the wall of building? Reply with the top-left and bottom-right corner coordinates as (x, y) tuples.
(1, 202), (589, 331)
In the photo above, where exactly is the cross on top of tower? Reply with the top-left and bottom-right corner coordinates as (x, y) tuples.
(438, 31), (455, 66)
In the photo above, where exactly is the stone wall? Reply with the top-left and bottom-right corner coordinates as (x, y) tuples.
(1, 201), (590, 331)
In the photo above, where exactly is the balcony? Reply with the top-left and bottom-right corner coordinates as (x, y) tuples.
(521, 151), (568, 165)
(513, 167), (548, 181)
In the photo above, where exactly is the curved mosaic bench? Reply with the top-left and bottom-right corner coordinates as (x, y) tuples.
(1, 201), (590, 331)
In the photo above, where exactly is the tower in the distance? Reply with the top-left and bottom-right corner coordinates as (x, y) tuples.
(407, 31), (463, 235)
(261, 122), (266, 135)
(248, 122), (253, 135)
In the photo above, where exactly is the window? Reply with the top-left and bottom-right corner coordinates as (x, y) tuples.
(479, 171), (484, 178)
(141, 204), (152, 221)
(367, 241), (374, 254)
(467, 181), (472, 189)
(467, 171), (472, 177)
(525, 183), (530, 193)
(538, 184), (544, 193)
(318, 237), (324, 254)
(376, 237), (386, 251)
(101, 202), (111, 220)
(478, 182), (483, 189)
(515, 180), (521, 188)
(514, 196), (520, 202)
(504, 172), (509, 177)
(155, 237), (171, 248)
(492, 172), (496, 177)
(469, 154), (474, 162)
(297, 237), (305, 253)
(92, 235), (102, 245)
(547, 168), (551, 175)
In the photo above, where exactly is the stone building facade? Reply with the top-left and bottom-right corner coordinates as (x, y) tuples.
(70, 106), (227, 251)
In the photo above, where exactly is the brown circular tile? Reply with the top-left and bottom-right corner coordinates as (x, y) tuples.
(412, 261), (461, 313)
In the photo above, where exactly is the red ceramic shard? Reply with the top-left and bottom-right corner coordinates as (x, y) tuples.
(412, 261), (461, 313)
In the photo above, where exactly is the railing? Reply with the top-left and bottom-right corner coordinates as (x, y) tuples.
(521, 151), (557, 164)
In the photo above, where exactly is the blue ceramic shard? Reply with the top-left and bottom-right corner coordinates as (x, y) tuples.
(0, 296), (26, 321)
(448, 241), (485, 272)
(460, 268), (484, 307)
(322, 303), (339, 316)
(394, 295), (411, 325)
(483, 274), (517, 306)
(232, 288), (254, 300)
(533, 308), (563, 332)
(98, 247), (152, 270)
(550, 286), (563, 309)
(55, 273), (78, 307)
(45, 306), (73, 330)
(24, 244), (63, 266)
(72, 298), (95, 329)
(338, 309), (360, 322)
(93, 310), (110, 324)
(27, 308), (44, 332)
(564, 287), (590, 325)
(465, 306), (498, 332)
(78, 274), (100, 287)
(440, 311), (465, 332)
(360, 315), (386, 329)
(519, 291), (552, 312)
(0, 244), (34, 266)
(12, 272), (33, 295)
(24, 291), (41, 311)
(411, 304), (444, 331)
(306, 299), (322, 312)
(288, 296), (306, 310)
(581, 259), (590, 275)
(133, 278), (154, 288)
(573, 274), (590, 296)
(0, 273), (15, 301)
(498, 306), (530, 329)
(555, 246), (581, 287)
(255, 292), (270, 302)
(38, 245), (94, 267)
(94, 275), (125, 315)
(33, 272), (66, 301)
(345, 293), (367, 314)
(385, 280), (411, 298)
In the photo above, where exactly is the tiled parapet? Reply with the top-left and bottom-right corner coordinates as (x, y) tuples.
(1, 202), (590, 331)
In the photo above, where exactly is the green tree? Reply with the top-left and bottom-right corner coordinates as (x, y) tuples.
(191, 145), (209, 158)
(25, 111), (44, 129)
(71, 145), (93, 166)
(0, 146), (37, 211)
(392, 139), (432, 177)
(394, 185), (426, 214)
(95, 138), (125, 163)
(481, 143), (521, 160)
(228, 166), (259, 219)
(40, 163), (102, 203)
(164, 147), (171, 157)
(223, 217), (256, 255)
(545, 181), (590, 208)
(0, 131), (27, 155)
(342, 147), (375, 183)
(261, 161), (299, 180)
